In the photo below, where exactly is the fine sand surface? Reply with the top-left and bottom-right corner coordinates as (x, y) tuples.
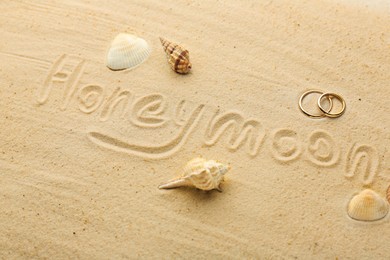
(1, 0), (389, 258)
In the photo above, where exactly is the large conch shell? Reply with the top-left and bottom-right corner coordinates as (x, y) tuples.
(159, 37), (192, 74)
(106, 33), (151, 71)
(347, 189), (389, 222)
(158, 158), (230, 191)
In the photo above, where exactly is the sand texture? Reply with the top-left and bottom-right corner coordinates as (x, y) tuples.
(1, 0), (389, 258)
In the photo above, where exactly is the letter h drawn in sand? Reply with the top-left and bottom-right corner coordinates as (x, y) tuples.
(37, 54), (86, 109)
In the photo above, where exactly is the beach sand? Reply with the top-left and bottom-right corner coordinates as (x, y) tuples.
(0, 0), (389, 258)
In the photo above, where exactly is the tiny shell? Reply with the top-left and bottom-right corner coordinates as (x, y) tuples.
(347, 189), (389, 222)
(106, 33), (151, 71)
(387, 185), (390, 204)
(159, 37), (192, 74)
(158, 158), (230, 191)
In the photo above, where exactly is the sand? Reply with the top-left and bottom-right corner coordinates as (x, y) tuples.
(0, 0), (389, 258)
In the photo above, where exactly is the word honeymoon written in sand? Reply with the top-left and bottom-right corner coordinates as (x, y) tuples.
(36, 54), (382, 185)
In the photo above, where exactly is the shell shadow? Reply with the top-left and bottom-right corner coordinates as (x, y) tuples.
(158, 180), (232, 203)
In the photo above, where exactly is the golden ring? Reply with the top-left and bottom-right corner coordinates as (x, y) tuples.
(318, 92), (346, 118)
(299, 90), (333, 118)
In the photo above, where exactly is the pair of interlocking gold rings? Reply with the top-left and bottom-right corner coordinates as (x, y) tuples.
(299, 90), (346, 118)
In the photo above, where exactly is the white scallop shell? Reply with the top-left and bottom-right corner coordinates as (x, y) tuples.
(158, 157), (230, 191)
(347, 189), (389, 222)
(106, 33), (151, 71)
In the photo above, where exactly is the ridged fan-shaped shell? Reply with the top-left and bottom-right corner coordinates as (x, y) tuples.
(347, 189), (389, 222)
(106, 33), (151, 71)
(158, 158), (230, 191)
(159, 37), (191, 74)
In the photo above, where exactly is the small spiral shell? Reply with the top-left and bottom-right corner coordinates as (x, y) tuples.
(159, 37), (192, 74)
(158, 158), (230, 191)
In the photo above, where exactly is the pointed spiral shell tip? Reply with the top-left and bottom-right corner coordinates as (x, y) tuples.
(159, 37), (191, 74)
(158, 158), (230, 191)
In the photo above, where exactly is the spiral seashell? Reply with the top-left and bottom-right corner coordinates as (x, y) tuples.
(158, 158), (230, 191)
(387, 185), (390, 204)
(106, 33), (151, 71)
(347, 189), (389, 222)
(159, 37), (192, 74)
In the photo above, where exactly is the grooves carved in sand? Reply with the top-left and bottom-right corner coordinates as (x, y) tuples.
(306, 130), (340, 167)
(271, 129), (302, 162)
(36, 54), (384, 184)
(174, 100), (188, 126)
(37, 54), (86, 110)
(203, 110), (266, 156)
(78, 84), (105, 114)
(345, 143), (379, 185)
(130, 93), (168, 128)
(87, 104), (205, 159)
(99, 87), (132, 122)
